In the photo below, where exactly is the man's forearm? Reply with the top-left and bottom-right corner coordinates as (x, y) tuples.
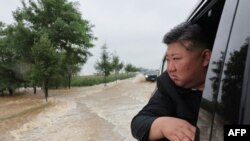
(148, 117), (196, 141)
(148, 117), (165, 140)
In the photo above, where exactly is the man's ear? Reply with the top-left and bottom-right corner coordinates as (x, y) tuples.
(202, 49), (212, 67)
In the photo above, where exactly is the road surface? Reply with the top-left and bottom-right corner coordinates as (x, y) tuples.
(0, 75), (155, 141)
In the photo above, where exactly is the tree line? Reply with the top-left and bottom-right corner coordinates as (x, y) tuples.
(0, 0), (141, 101)
(0, 0), (95, 101)
(95, 43), (140, 86)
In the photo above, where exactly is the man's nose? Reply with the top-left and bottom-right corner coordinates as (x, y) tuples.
(167, 61), (176, 72)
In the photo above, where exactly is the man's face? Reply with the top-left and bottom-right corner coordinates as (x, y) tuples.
(166, 42), (211, 90)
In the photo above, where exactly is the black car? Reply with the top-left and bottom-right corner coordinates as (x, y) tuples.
(144, 70), (159, 82)
(159, 0), (250, 140)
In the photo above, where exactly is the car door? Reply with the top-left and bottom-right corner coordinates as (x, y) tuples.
(197, 0), (250, 140)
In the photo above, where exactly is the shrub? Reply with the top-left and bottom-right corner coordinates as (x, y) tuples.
(71, 73), (136, 86)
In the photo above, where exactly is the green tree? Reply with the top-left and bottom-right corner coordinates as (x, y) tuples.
(4, 23), (35, 91)
(61, 52), (81, 88)
(111, 54), (123, 83)
(0, 22), (24, 95)
(14, 0), (94, 60)
(95, 44), (112, 86)
(0, 22), (7, 93)
(32, 33), (60, 102)
(124, 63), (140, 75)
(12, 0), (95, 89)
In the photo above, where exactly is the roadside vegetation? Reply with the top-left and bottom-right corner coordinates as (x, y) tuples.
(0, 0), (141, 101)
(71, 73), (136, 86)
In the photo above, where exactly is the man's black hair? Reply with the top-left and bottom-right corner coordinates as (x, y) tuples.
(163, 22), (212, 50)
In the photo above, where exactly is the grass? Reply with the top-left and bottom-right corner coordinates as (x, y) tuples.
(71, 73), (136, 86)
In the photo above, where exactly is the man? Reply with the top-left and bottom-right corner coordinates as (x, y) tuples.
(131, 22), (212, 141)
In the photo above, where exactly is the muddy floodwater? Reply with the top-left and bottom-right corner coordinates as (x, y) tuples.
(0, 75), (155, 141)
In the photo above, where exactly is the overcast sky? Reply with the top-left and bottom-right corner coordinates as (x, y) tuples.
(0, 0), (198, 75)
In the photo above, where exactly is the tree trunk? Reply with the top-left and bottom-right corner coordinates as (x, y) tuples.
(45, 86), (48, 102)
(33, 83), (36, 94)
(68, 73), (71, 89)
(44, 80), (48, 102)
(115, 72), (118, 84)
(104, 75), (107, 86)
(8, 87), (13, 95)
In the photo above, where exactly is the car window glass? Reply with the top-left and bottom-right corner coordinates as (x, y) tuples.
(210, 0), (250, 140)
(161, 52), (167, 73)
(196, 0), (238, 140)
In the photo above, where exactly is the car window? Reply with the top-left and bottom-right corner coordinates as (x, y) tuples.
(196, 0), (238, 140)
(160, 52), (167, 73)
(160, 0), (225, 75)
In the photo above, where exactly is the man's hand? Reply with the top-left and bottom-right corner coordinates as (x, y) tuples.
(149, 117), (196, 141)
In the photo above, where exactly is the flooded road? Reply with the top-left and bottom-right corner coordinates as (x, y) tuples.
(0, 75), (155, 141)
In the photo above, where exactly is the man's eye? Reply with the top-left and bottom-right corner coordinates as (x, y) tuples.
(173, 58), (180, 60)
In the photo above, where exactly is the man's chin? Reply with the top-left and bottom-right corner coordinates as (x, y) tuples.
(174, 81), (194, 89)
(172, 80), (183, 87)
